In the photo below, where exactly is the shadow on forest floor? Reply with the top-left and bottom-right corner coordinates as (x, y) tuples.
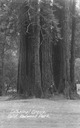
(0, 91), (80, 102)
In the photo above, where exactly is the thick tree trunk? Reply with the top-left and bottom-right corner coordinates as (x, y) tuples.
(18, 33), (27, 95)
(17, 0), (43, 97)
(33, 0), (43, 97)
(57, 0), (71, 97)
(41, 39), (54, 95)
(17, 4), (29, 96)
(27, 37), (35, 96)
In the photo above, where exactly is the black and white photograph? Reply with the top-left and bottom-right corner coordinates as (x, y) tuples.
(0, 0), (80, 127)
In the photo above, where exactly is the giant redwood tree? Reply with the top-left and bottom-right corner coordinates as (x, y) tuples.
(17, 0), (77, 99)
(17, 0), (43, 97)
(53, 0), (71, 97)
(17, 0), (60, 97)
(59, 0), (71, 94)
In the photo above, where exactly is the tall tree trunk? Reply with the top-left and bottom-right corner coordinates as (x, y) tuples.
(40, 1), (54, 96)
(70, 0), (76, 92)
(0, 37), (6, 95)
(17, 0), (43, 97)
(33, 0), (43, 97)
(0, 43), (3, 96)
(41, 38), (54, 95)
(17, 4), (29, 96)
(2, 40), (5, 95)
(18, 34), (27, 95)
(58, 0), (71, 96)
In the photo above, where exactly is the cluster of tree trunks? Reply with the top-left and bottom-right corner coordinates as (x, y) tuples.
(17, 0), (77, 98)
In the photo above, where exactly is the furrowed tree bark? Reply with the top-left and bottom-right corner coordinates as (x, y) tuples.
(57, 0), (71, 97)
(40, 1), (54, 96)
(17, 4), (29, 96)
(17, 1), (43, 97)
(33, 0), (43, 97)
(62, 0), (71, 98)
(18, 33), (27, 95)
(41, 38), (54, 95)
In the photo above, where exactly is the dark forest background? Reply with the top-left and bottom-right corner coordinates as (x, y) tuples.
(0, 0), (80, 99)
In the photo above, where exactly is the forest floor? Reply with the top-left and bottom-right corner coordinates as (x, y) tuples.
(0, 95), (80, 128)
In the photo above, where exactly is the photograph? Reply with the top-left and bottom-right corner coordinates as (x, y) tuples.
(0, 0), (80, 128)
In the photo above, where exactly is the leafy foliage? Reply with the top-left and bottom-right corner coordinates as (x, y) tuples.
(0, 0), (19, 93)
(19, 0), (61, 44)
